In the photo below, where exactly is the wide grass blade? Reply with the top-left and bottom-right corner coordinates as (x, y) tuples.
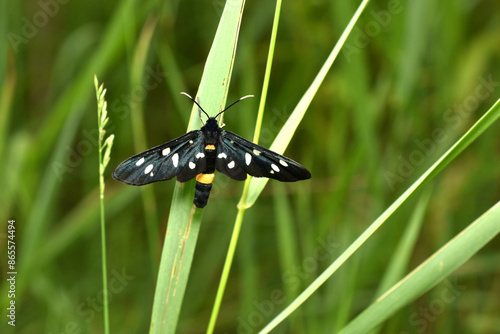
(260, 97), (500, 333)
(149, 2), (246, 333)
(339, 200), (500, 334)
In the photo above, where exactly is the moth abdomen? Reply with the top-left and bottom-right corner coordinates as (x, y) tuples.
(194, 173), (215, 208)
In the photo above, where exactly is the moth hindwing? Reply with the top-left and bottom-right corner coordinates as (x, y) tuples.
(113, 93), (311, 208)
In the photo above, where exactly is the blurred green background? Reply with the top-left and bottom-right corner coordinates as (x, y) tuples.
(1, 0), (500, 333)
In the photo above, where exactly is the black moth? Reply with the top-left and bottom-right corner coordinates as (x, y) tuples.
(112, 93), (311, 208)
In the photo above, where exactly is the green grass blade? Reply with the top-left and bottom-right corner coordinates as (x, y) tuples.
(150, 184), (201, 334)
(206, 207), (246, 334)
(251, 0), (282, 145)
(35, 0), (139, 161)
(374, 187), (432, 299)
(0, 58), (15, 162)
(368, 187), (432, 334)
(149, 2), (246, 333)
(273, 183), (304, 329)
(207, 1), (283, 333)
(244, 0), (371, 207)
(259, 97), (500, 333)
(0, 0), (7, 86)
(0, 132), (29, 230)
(0, 59), (17, 224)
(129, 16), (160, 269)
(339, 200), (500, 334)
(17, 0), (141, 301)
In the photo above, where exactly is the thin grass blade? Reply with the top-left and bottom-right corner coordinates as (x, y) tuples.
(339, 200), (500, 334)
(259, 95), (500, 333)
(245, 0), (371, 207)
(375, 187), (432, 299)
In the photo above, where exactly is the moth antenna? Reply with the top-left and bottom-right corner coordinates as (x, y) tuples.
(180, 92), (210, 121)
(215, 95), (254, 118)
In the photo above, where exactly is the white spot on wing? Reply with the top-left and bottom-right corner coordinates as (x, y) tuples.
(270, 170), (275, 174)
(136, 157), (145, 166)
(196, 152), (205, 159)
(279, 159), (288, 167)
(245, 153), (252, 165)
(189, 140), (193, 144)
(144, 164), (154, 174)
(189, 161), (196, 169)
(218, 153), (227, 159)
(150, 172), (154, 177)
(162, 147), (171, 156)
(253, 149), (261, 155)
(228, 161), (235, 169)
(172, 153), (179, 167)
(271, 164), (280, 172)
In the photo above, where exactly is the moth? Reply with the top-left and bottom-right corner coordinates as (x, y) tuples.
(112, 93), (311, 208)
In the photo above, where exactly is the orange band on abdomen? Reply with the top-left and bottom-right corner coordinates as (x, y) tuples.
(196, 173), (215, 184)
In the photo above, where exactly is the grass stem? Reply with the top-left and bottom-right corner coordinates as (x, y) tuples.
(206, 1), (283, 332)
(95, 76), (114, 334)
